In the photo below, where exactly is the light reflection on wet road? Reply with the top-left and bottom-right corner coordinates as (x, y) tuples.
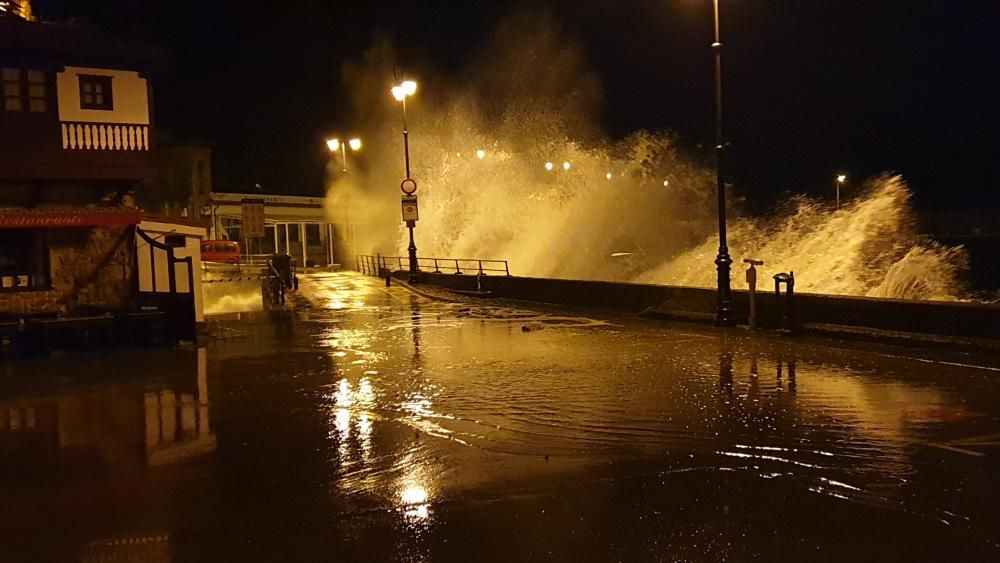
(2, 271), (1000, 561)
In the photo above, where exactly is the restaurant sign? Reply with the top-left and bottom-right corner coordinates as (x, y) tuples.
(0, 209), (142, 228)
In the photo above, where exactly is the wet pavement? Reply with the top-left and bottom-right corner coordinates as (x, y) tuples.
(2, 271), (1000, 561)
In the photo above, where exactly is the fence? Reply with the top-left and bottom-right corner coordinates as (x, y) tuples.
(356, 255), (510, 277)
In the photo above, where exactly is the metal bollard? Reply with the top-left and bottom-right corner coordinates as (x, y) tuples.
(743, 259), (764, 329)
(773, 271), (796, 333)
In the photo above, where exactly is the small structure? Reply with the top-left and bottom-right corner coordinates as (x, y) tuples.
(137, 216), (208, 335)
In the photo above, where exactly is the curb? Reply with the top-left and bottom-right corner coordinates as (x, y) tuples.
(389, 278), (459, 303)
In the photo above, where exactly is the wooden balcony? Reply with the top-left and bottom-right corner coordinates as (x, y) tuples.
(61, 122), (150, 152)
(0, 115), (154, 183)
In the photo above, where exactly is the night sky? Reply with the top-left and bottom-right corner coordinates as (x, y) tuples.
(31, 0), (1000, 211)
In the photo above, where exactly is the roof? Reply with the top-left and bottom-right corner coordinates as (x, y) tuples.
(210, 192), (326, 208)
(0, 17), (163, 69)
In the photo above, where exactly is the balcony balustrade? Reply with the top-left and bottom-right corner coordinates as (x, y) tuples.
(61, 121), (150, 151)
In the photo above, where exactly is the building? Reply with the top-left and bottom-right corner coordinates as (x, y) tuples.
(144, 142), (213, 220)
(0, 12), (205, 336)
(0, 0), (33, 20)
(207, 192), (345, 268)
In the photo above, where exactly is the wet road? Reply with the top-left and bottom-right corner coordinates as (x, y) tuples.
(2, 271), (1000, 561)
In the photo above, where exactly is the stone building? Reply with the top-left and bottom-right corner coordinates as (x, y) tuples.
(143, 141), (213, 220)
(0, 15), (157, 317)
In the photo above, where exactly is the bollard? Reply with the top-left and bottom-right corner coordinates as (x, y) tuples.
(743, 259), (764, 329)
(385, 272), (391, 287)
(772, 271), (796, 333)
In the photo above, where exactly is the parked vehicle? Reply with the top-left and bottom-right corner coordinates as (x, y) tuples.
(200, 240), (241, 263)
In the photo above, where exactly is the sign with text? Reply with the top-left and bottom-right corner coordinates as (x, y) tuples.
(241, 198), (265, 238)
(401, 195), (419, 222)
(0, 209), (141, 228)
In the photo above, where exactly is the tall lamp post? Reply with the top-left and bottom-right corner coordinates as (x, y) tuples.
(325, 137), (362, 266)
(326, 137), (362, 173)
(711, 0), (735, 326)
(835, 174), (846, 209)
(391, 79), (419, 282)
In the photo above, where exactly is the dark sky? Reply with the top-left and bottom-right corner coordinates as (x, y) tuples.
(32, 0), (1000, 211)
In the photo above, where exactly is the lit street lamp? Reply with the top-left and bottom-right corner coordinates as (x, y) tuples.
(476, 149), (486, 160)
(710, 0), (735, 326)
(326, 137), (362, 173)
(391, 79), (419, 282)
(836, 174), (847, 209)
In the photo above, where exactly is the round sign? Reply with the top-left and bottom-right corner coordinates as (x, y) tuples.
(400, 178), (417, 195)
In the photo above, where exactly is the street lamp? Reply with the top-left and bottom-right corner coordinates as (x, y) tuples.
(562, 161), (571, 171)
(544, 161), (554, 171)
(836, 174), (847, 209)
(710, 0), (735, 326)
(391, 79), (419, 282)
(326, 137), (362, 173)
(475, 149), (486, 160)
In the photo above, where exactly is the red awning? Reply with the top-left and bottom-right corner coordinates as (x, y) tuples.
(0, 208), (142, 228)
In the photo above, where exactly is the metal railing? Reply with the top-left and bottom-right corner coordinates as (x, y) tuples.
(201, 255), (296, 269)
(356, 255), (510, 277)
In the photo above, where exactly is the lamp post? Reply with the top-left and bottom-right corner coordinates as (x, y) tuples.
(326, 137), (362, 173)
(835, 174), (846, 209)
(711, 0), (735, 326)
(391, 79), (419, 282)
(325, 137), (362, 265)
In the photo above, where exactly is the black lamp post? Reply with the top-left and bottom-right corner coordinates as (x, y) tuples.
(712, 0), (735, 326)
(392, 80), (419, 282)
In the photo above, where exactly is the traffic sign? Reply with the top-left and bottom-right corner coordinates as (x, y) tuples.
(241, 198), (265, 238)
(401, 195), (418, 222)
(400, 178), (417, 195)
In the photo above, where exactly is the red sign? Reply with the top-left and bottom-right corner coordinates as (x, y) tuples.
(0, 209), (142, 228)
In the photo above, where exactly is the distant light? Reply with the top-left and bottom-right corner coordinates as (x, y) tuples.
(836, 174), (847, 183)
(349, 138), (362, 151)
(402, 80), (418, 96)
(476, 149), (486, 160)
(605, 172), (612, 180)
(391, 86), (406, 101)
(611, 252), (633, 257)
(663, 180), (670, 187)
(544, 162), (554, 171)
(326, 138), (340, 152)
(401, 485), (428, 505)
(562, 161), (571, 171)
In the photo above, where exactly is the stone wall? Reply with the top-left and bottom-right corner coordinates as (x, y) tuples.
(0, 225), (134, 317)
(405, 271), (1000, 341)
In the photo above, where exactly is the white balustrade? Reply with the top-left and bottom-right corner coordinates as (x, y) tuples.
(61, 122), (150, 151)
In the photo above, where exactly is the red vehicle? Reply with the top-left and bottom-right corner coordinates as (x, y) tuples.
(200, 240), (241, 263)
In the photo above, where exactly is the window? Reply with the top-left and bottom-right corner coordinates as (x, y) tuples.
(306, 224), (321, 245)
(0, 230), (50, 290)
(164, 235), (186, 248)
(2, 68), (21, 111)
(79, 75), (113, 110)
(27, 70), (46, 112)
(287, 224), (299, 242)
(2, 68), (47, 113)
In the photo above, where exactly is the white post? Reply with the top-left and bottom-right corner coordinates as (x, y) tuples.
(272, 223), (279, 255)
(299, 222), (307, 268)
(327, 224), (334, 266)
(284, 223), (290, 256)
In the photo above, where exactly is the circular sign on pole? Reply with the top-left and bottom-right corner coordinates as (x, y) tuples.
(400, 178), (418, 195)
